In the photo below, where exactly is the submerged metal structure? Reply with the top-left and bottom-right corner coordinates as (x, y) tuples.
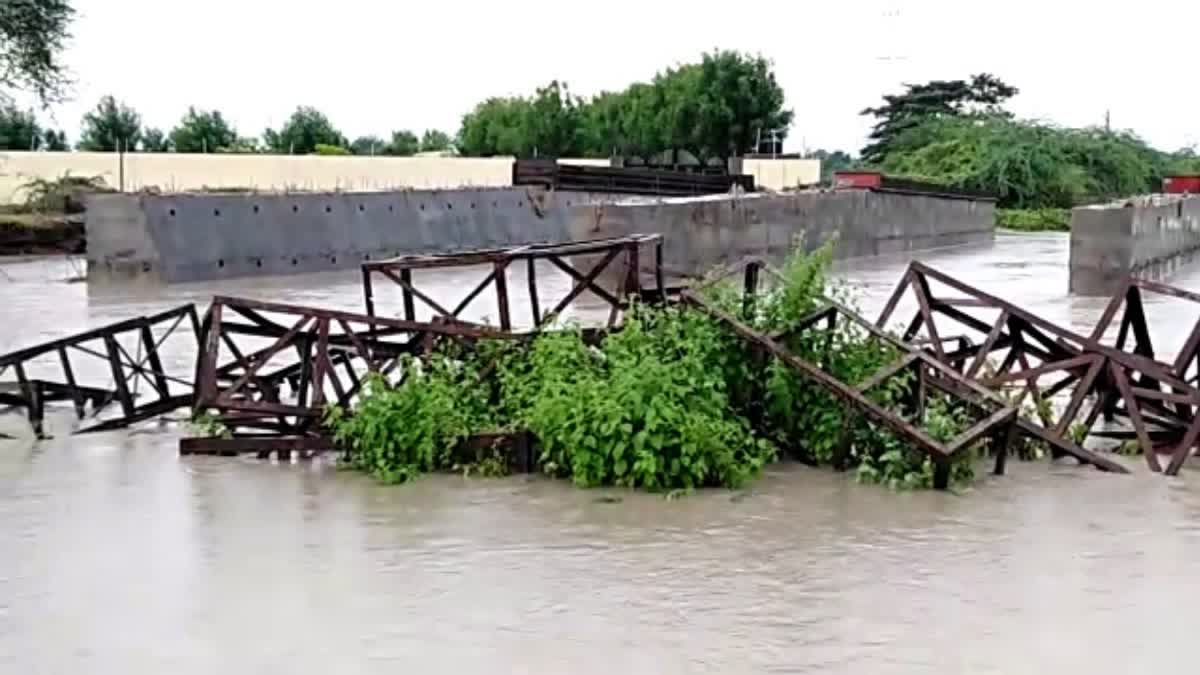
(878, 262), (1200, 475)
(2, 233), (1198, 484)
(0, 305), (199, 437)
(361, 234), (665, 330)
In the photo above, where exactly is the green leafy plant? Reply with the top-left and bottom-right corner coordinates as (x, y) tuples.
(326, 353), (494, 484)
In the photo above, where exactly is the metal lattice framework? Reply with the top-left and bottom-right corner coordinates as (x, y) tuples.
(361, 234), (665, 330)
(877, 262), (1200, 475)
(184, 295), (525, 456)
(0, 305), (199, 437)
(674, 253), (1110, 489)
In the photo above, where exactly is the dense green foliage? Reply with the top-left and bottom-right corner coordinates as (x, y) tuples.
(860, 73), (1018, 164)
(877, 115), (1176, 208)
(262, 106), (347, 155)
(77, 95), (141, 151)
(419, 129), (452, 153)
(996, 208), (1071, 232)
(0, 104), (39, 149)
(328, 355), (494, 484)
(0, 0), (74, 104)
(327, 242), (997, 494)
(498, 307), (775, 490)
(169, 106), (239, 153)
(385, 130), (420, 156)
(455, 50), (791, 162)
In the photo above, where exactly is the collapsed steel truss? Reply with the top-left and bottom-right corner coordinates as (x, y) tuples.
(361, 234), (665, 330)
(183, 296), (525, 456)
(0, 305), (199, 437)
(878, 262), (1200, 475)
(2, 233), (1198, 485)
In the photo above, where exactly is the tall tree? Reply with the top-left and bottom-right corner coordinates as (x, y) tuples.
(0, 104), (41, 149)
(350, 135), (385, 155)
(77, 95), (141, 151)
(41, 127), (66, 150)
(385, 129), (419, 156)
(0, 0), (75, 104)
(169, 106), (237, 153)
(860, 73), (1018, 164)
(141, 127), (169, 152)
(263, 106), (345, 154)
(456, 96), (534, 157)
(419, 129), (452, 153)
(690, 50), (793, 163)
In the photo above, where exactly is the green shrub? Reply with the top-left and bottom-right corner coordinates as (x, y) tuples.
(996, 207), (1070, 232)
(326, 354), (494, 484)
(313, 143), (350, 156)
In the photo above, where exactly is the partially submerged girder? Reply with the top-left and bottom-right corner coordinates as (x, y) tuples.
(681, 287), (1027, 489)
(361, 234), (665, 330)
(0, 304), (199, 436)
(877, 262), (1199, 475)
(186, 295), (525, 457)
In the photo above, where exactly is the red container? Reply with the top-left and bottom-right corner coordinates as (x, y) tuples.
(833, 171), (883, 189)
(1163, 175), (1200, 194)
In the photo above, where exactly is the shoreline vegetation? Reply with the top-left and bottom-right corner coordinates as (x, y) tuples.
(995, 208), (1071, 232)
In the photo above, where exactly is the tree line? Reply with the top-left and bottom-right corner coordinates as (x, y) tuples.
(456, 49), (792, 164)
(0, 99), (455, 155)
(858, 74), (1200, 208)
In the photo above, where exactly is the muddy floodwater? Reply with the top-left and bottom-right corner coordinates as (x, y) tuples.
(4, 232), (1200, 673)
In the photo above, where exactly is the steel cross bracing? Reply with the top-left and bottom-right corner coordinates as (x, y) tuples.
(877, 262), (1200, 475)
(360, 234), (665, 331)
(184, 295), (527, 457)
(680, 258), (1125, 489)
(0, 304), (200, 437)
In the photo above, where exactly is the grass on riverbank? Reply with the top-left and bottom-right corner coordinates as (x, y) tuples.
(996, 207), (1071, 232)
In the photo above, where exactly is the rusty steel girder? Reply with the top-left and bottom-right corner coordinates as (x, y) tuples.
(185, 295), (525, 457)
(0, 304), (199, 437)
(360, 234), (665, 330)
(877, 262), (1198, 475)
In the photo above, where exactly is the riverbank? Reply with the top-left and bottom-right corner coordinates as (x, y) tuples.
(0, 214), (85, 256)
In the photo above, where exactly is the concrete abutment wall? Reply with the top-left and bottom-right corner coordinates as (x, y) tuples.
(1069, 195), (1200, 295)
(86, 188), (996, 285)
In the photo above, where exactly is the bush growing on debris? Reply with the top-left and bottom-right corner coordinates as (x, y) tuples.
(325, 242), (988, 492)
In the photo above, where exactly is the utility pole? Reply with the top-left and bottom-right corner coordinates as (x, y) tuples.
(1105, 110), (1111, 132)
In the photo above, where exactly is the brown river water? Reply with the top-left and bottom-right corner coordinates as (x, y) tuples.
(3, 232), (1200, 673)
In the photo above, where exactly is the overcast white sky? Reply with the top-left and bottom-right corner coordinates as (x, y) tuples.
(17, 0), (1200, 154)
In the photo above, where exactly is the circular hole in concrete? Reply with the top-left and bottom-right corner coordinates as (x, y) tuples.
(470, 202), (476, 209)
(325, 205), (332, 213)
(492, 201), (497, 208)
(363, 253), (370, 260)
(291, 258), (298, 266)
(388, 205), (394, 212)
(447, 203), (453, 210)
(255, 259), (262, 268)
(331, 256), (337, 264)
(566, 201), (572, 206)
(292, 205), (299, 212)
(518, 201), (523, 207)
(420, 204), (425, 211)
(169, 208), (176, 216)
(359, 204), (365, 212)
(253, 205), (260, 213)
(217, 259), (225, 268)
(213, 208), (221, 217)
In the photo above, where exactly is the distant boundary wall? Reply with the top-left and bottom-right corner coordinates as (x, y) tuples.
(1069, 195), (1200, 295)
(0, 152), (819, 204)
(86, 187), (994, 285)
